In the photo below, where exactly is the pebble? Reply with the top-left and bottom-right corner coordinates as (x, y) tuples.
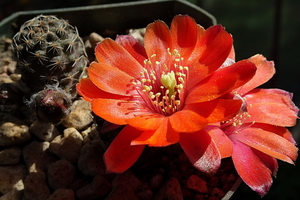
(0, 188), (22, 200)
(153, 177), (183, 200)
(47, 188), (75, 200)
(104, 171), (143, 200)
(49, 127), (83, 163)
(0, 122), (31, 146)
(88, 32), (104, 49)
(112, 171), (142, 191)
(62, 100), (93, 130)
(76, 175), (112, 200)
(0, 164), (27, 194)
(211, 187), (225, 198)
(186, 174), (208, 193)
(23, 172), (51, 200)
(128, 28), (146, 45)
(0, 146), (21, 165)
(22, 141), (57, 173)
(105, 183), (138, 200)
(149, 173), (165, 191)
(29, 120), (60, 141)
(78, 140), (106, 176)
(47, 160), (77, 190)
(136, 183), (153, 200)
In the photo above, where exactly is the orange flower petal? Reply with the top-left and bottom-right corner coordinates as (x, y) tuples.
(186, 62), (209, 91)
(126, 114), (165, 131)
(184, 99), (242, 123)
(91, 98), (150, 125)
(88, 62), (137, 96)
(170, 15), (199, 60)
(104, 125), (145, 173)
(169, 109), (208, 132)
(76, 78), (125, 102)
(252, 148), (278, 177)
(186, 25), (232, 90)
(230, 127), (298, 164)
(250, 123), (297, 145)
(245, 89), (299, 127)
(180, 130), (221, 174)
(216, 59), (257, 89)
(186, 60), (256, 104)
(95, 38), (143, 78)
(144, 20), (172, 62)
(193, 25), (233, 73)
(131, 118), (179, 147)
(115, 35), (147, 65)
(231, 140), (272, 196)
(227, 45), (235, 60)
(236, 54), (275, 95)
(186, 73), (238, 104)
(207, 126), (233, 158)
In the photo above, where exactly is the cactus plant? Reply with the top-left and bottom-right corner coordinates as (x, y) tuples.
(10, 14), (88, 122)
(12, 14), (88, 97)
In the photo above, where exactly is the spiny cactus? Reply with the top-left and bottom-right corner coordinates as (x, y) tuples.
(10, 14), (88, 122)
(28, 84), (72, 122)
(12, 14), (88, 97)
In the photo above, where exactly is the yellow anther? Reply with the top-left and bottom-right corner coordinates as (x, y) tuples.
(150, 74), (156, 80)
(178, 77), (184, 83)
(149, 91), (154, 97)
(143, 85), (152, 91)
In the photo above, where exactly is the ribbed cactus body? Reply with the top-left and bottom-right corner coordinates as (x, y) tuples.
(12, 15), (88, 97)
(9, 15), (88, 122)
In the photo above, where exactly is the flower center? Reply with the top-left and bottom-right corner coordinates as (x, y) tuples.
(133, 49), (188, 116)
(161, 71), (177, 97)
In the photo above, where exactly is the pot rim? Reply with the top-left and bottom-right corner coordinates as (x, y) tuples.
(0, 0), (216, 38)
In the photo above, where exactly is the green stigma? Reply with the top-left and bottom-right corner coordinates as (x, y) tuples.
(161, 71), (177, 97)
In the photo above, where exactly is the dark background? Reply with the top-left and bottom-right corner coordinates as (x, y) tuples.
(1, 0), (299, 199)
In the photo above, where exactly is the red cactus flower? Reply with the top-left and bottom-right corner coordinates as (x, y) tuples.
(77, 15), (257, 173)
(207, 54), (299, 196)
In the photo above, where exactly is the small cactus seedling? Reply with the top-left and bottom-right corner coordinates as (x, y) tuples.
(29, 85), (72, 122)
(11, 14), (88, 122)
(12, 14), (88, 97)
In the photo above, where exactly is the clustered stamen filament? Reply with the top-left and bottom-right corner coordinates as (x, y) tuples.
(221, 94), (253, 134)
(133, 48), (188, 116)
